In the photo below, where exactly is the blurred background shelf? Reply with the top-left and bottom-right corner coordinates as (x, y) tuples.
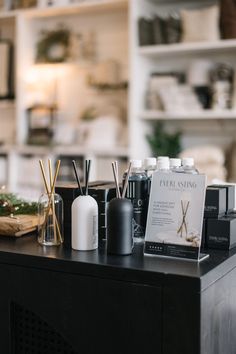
(140, 110), (236, 121)
(138, 39), (236, 57)
(12, 144), (129, 157)
(0, 11), (16, 19)
(0, 100), (15, 110)
(22, 0), (128, 18)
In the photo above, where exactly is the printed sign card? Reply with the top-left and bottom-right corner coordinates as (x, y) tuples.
(144, 172), (207, 260)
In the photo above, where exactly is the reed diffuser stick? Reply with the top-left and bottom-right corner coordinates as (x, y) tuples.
(39, 160), (50, 195)
(114, 161), (121, 198)
(48, 159), (57, 243)
(72, 160), (83, 196)
(85, 159), (91, 196)
(112, 162), (120, 198)
(122, 162), (132, 198)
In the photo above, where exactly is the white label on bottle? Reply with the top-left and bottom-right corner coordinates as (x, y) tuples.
(92, 214), (98, 247)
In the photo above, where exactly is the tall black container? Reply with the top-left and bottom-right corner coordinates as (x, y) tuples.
(107, 198), (133, 255)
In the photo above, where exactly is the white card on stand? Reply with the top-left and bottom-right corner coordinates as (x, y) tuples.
(144, 172), (207, 261)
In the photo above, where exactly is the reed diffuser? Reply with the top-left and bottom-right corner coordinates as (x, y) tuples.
(38, 159), (63, 246)
(107, 161), (134, 255)
(71, 159), (98, 251)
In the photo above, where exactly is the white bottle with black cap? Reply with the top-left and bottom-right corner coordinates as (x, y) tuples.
(182, 157), (198, 174)
(170, 158), (184, 173)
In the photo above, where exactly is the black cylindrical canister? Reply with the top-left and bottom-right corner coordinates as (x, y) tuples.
(107, 198), (133, 255)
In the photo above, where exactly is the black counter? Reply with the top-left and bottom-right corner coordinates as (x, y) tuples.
(0, 235), (235, 354)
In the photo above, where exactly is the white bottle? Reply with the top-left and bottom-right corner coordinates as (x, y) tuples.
(72, 195), (98, 251)
(182, 157), (199, 174)
(157, 156), (169, 162)
(143, 157), (157, 178)
(170, 158), (184, 173)
(156, 158), (170, 172)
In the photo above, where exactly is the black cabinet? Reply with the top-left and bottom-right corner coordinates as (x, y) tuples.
(0, 236), (235, 354)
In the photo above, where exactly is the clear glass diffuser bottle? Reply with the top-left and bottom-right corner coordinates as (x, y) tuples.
(38, 192), (64, 246)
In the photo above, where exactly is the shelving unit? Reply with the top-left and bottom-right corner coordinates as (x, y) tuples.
(1, 0), (236, 193)
(0, 0), (129, 194)
(129, 0), (236, 161)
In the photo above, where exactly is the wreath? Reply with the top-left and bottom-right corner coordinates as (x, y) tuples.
(36, 27), (71, 63)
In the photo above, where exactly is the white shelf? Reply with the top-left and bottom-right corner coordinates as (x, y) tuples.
(1, 145), (129, 157)
(16, 0), (127, 18)
(54, 145), (129, 157)
(0, 100), (15, 110)
(140, 110), (236, 121)
(0, 11), (17, 19)
(0, 0), (127, 19)
(138, 39), (236, 57)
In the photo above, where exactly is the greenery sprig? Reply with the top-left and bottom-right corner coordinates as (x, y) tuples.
(0, 194), (38, 217)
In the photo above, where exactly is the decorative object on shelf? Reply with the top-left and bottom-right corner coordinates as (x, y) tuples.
(70, 31), (96, 62)
(220, 0), (236, 39)
(146, 122), (181, 158)
(158, 84), (202, 113)
(138, 13), (181, 46)
(152, 15), (166, 45)
(138, 17), (155, 46)
(88, 59), (121, 88)
(71, 159), (98, 251)
(165, 13), (182, 44)
(82, 115), (124, 149)
(180, 145), (227, 184)
(89, 82), (128, 91)
(38, 0), (69, 7)
(145, 73), (179, 111)
(36, 26), (71, 63)
(26, 104), (57, 145)
(0, 40), (14, 100)
(210, 63), (234, 110)
(11, 0), (37, 9)
(227, 140), (236, 182)
(145, 72), (202, 113)
(38, 159), (64, 246)
(187, 60), (213, 109)
(107, 161), (133, 255)
(181, 5), (220, 43)
(77, 103), (125, 149)
(54, 119), (76, 146)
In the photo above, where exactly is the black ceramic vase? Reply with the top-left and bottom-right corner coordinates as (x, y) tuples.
(107, 198), (133, 255)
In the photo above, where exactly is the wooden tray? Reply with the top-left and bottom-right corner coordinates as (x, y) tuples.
(0, 214), (38, 237)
